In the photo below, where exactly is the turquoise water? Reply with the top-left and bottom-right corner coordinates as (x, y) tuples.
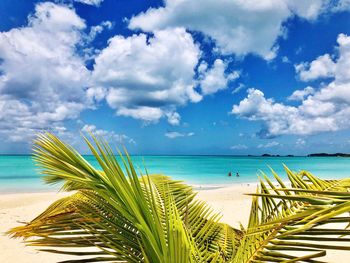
(0, 155), (350, 193)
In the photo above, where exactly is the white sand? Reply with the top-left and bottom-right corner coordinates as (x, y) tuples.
(0, 185), (348, 262)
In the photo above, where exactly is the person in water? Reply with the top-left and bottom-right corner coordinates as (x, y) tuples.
(236, 172), (240, 177)
(228, 172), (232, 177)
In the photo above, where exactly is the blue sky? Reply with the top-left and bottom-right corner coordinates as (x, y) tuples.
(1, 0), (350, 155)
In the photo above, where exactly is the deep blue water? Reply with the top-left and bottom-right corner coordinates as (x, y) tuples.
(0, 155), (350, 192)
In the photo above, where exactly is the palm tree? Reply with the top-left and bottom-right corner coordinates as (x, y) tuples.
(8, 133), (350, 262)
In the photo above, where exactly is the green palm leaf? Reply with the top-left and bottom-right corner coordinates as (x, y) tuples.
(234, 168), (350, 262)
(8, 133), (350, 262)
(9, 133), (239, 262)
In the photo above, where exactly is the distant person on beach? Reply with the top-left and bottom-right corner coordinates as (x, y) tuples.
(228, 172), (232, 177)
(236, 172), (240, 177)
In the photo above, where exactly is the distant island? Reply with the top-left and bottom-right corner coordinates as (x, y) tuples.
(254, 153), (350, 157)
(308, 153), (350, 157)
(254, 154), (295, 157)
(262, 154), (279, 157)
(261, 154), (294, 157)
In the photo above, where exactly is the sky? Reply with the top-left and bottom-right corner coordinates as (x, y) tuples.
(1, 0), (350, 155)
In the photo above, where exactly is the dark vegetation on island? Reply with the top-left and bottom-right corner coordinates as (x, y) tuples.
(260, 154), (294, 157)
(308, 153), (350, 157)
(251, 153), (350, 157)
(246, 154), (295, 157)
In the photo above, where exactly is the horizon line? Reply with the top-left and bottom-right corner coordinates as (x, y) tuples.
(0, 153), (347, 157)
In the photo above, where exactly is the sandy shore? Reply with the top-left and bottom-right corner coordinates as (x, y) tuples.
(0, 185), (348, 262)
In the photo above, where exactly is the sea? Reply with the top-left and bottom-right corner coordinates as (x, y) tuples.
(1, 155), (350, 193)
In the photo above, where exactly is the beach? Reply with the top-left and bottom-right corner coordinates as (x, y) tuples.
(2, 0), (350, 262)
(0, 184), (348, 262)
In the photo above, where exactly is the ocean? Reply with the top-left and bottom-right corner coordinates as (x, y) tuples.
(1, 155), (350, 193)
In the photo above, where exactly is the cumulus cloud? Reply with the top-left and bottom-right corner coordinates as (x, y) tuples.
(87, 20), (113, 42)
(198, 59), (239, 95)
(232, 89), (300, 137)
(0, 2), (90, 141)
(166, 112), (181, 126)
(165, 131), (194, 139)
(114, 106), (164, 123)
(296, 33), (350, 83)
(91, 27), (241, 125)
(288, 86), (315, 101)
(232, 33), (350, 137)
(0, 0), (239, 140)
(286, 0), (328, 20)
(81, 124), (135, 144)
(4, 0), (348, 146)
(295, 54), (336, 81)
(74, 0), (104, 6)
(128, 0), (348, 59)
(92, 28), (203, 124)
(232, 88), (340, 137)
(295, 33), (350, 85)
(129, 0), (289, 58)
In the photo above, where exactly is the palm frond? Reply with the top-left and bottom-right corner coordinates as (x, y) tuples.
(234, 167), (350, 262)
(9, 133), (239, 263)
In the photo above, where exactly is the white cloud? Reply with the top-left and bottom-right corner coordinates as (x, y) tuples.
(92, 29), (240, 124)
(296, 138), (306, 147)
(74, 0), (104, 6)
(87, 21), (113, 42)
(129, 0), (290, 58)
(232, 34), (350, 137)
(0, 2), (90, 142)
(166, 112), (181, 126)
(128, 0), (347, 59)
(295, 54), (336, 81)
(81, 124), (135, 144)
(231, 88), (339, 137)
(199, 59), (239, 95)
(288, 86), (315, 101)
(92, 28), (202, 125)
(86, 86), (106, 102)
(258, 141), (280, 148)
(331, 0), (350, 12)
(115, 106), (164, 123)
(230, 144), (248, 150)
(3, 0), (348, 146)
(165, 131), (194, 139)
(282, 56), (290, 63)
(0, 0), (306, 145)
(334, 33), (350, 84)
(286, 0), (328, 20)
(296, 33), (350, 83)
(232, 83), (245, 94)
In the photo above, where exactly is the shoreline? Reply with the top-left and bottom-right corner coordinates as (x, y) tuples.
(0, 181), (259, 195)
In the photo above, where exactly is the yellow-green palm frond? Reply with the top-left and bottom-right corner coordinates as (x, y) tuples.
(234, 166), (350, 262)
(8, 133), (240, 263)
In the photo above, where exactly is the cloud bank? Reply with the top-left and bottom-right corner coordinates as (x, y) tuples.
(0, 2), (90, 141)
(1, 0), (350, 144)
(129, 0), (349, 58)
(232, 33), (350, 137)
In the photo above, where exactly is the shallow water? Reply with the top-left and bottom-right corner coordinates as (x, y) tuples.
(0, 155), (350, 192)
